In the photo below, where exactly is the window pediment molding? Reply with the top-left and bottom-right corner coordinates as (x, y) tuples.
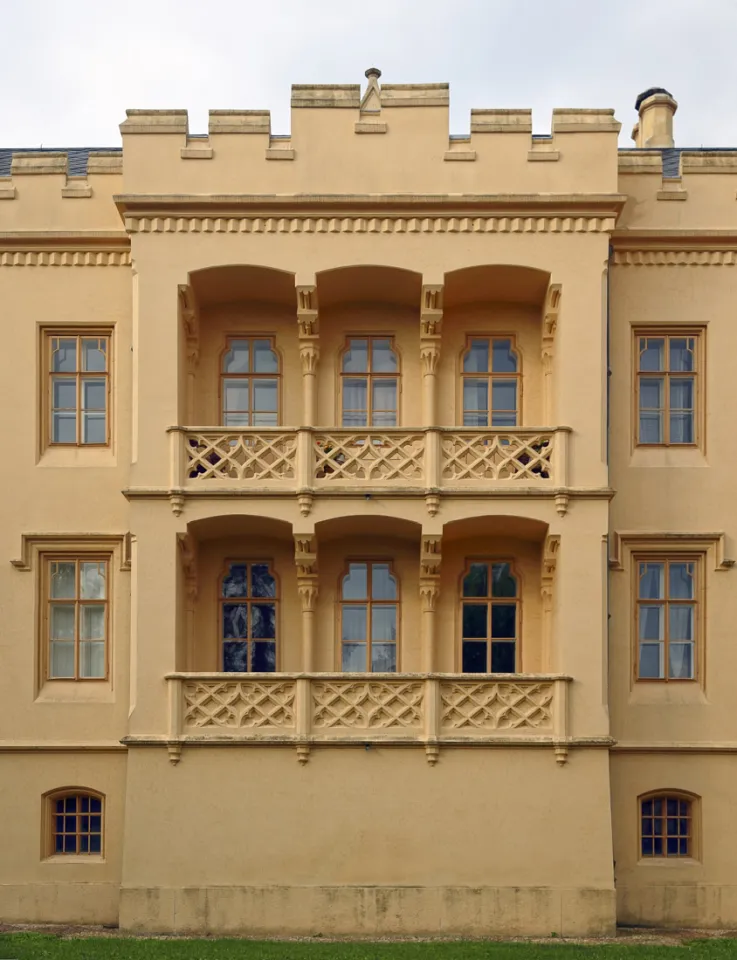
(11, 533), (131, 572)
(609, 532), (733, 572)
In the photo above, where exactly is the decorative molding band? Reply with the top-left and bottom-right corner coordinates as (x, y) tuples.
(612, 250), (737, 266)
(11, 533), (132, 571)
(125, 215), (617, 235)
(0, 250), (131, 267)
(0, 741), (127, 753)
(609, 531), (734, 571)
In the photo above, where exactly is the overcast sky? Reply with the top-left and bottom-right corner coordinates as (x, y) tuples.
(0, 0), (733, 148)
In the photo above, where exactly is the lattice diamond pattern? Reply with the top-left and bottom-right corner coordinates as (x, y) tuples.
(183, 680), (296, 729)
(441, 433), (553, 481)
(440, 681), (553, 731)
(314, 433), (424, 482)
(186, 432), (297, 481)
(312, 681), (424, 729)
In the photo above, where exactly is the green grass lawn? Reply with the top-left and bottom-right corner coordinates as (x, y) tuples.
(3, 934), (737, 960)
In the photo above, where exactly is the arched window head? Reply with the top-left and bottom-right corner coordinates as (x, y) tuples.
(341, 337), (399, 427)
(46, 789), (104, 856)
(462, 337), (519, 428)
(220, 561), (277, 672)
(221, 338), (279, 427)
(640, 792), (695, 858)
(461, 560), (519, 673)
(340, 561), (398, 672)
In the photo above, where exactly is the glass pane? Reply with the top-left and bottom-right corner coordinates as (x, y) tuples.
(462, 603), (488, 639)
(251, 604), (276, 639)
(51, 562), (76, 599)
(640, 338), (664, 372)
(372, 606), (397, 641)
(223, 640), (248, 672)
(639, 642), (664, 679)
(463, 339), (489, 373)
(82, 338), (107, 372)
(89, 833), (101, 854)
(667, 837), (680, 856)
(224, 412), (250, 427)
(640, 378), (663, 409)
(372, 643), (396, 672)
(83, 413), (106, 444)
(669, 563), (694, 600)
(491, 413), (518, 428)
(670, 605), (694, 641)
(491, 563), (517, 598)
(251, 564), (276, 598)
(641, 836), (653, 856)
(463, 411), (489, 428)
(342, 606), (367, 641)
(342, 379), (367, 424)
(670, 378), (694, 410)
(81, 605), (105, 640)
(223, 340), (249, 373)
(491, 604), (516, 639)
(252, 641), (276, 672)
(80, 562), (106, 600)
(342, 563), (367, 600)
(670, 338), (695, 372)
(463, 563), (488, 598)
(64, 834), (77, 853)
(679, 838), (689, 856)
(90, 797), (102, 813)
(642, 818), (653, 835)
(65, 815), (76, 831)
(639, 563), (664, 600)
(253, 379), (278, 413)
(670, 412), (694, 444)
(50, 641), (75, 678)
(669, 642), (694, 679)
(342, 643), (367, 671)
(463, 379), (488, 416)
(343, 339), (368, 373)
(80, 641), (105, 678)
(222, 604), (248, 639)
(372, 339), (398, 373)
(492, 380), (517, 414)
(80, 835), (89, 853)
(642, 800), (653, 816)
(639, 605), (664, 640)
(52, 338), (77, 372)
(372, 380), (397, 416)
(222, 564), (248, 598)
(653, 799), (663, 816)
(372, 411), (397, 428)
(80, 797), (90, 813)
(491, 642), (516, 673)
(51, 604), (75, 640)
(342, 411), (368, 428)
(462, 641), (487, 673)
(639, 412), (663, 444)
(223, 381), (249, 412)
(253, 340), (278, 373)
(371, 563), (397, 600)
(82, 380), (106, 412)
(492, 339), (517, 373)
(53, 412), (77, 443)
(53, 378), (77, 410)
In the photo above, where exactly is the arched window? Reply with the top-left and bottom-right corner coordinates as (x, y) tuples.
(46, 789), (104, 856)
(221, 338), (279, 427)
(462, 337), (519, 427)
(461, 561), (519, 673)
(340, 561), (398, 672)
(220, 562), (277, 672)
(341, 337), (399, 427)
(640, 792), (695, 858)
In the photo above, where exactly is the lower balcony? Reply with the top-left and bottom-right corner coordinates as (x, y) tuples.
(165, 672), (571, 766)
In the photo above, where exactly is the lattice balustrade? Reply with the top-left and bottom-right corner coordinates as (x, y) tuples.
(441, 432), (554, 482)
(183, 680), (296, 729)
(440, 681), (554, 731)
(312, 680), (424, 730)
(313, 432), (424, 483)
(185, 431), (297, 481)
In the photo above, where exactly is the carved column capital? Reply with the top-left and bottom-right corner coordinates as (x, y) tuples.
(299, 341), (320, 375)
(420, 578), (440, 613)
(298, 576), (319, 612)
(420, 341), (441, 377)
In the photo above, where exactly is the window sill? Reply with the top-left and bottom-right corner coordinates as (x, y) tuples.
(38, 445), (116, 468)
(43, 855), (105, 864)
(637, 857), (700, 868)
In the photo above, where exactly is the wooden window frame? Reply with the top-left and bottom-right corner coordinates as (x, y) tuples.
(43, 788), (105, 858)
(633, 328), (703, 448)
(460, 335), (521, 429)
(43, 555), (111, 682)
(638, 790), (698, 861)
(218, 559), (280, 673)
(44, 330), (112, 447)
(339, 336), (401, 428)
(338, 559), (400, 672)
(632, 553), (702, 684)
(219, 336), (281, 428)
(458, 559), (521, 673)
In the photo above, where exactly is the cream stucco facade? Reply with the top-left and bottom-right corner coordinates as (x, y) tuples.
(0, 75), (735, 936)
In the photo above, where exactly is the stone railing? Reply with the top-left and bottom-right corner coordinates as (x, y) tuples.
(169, 426), (570, 500)
(165, 673), (571, 766)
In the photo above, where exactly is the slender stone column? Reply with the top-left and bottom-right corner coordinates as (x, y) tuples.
(295, 534), (318, 672)
(419, 534), (442, 672)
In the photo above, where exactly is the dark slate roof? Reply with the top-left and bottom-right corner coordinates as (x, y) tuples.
(0, 147), (121, 177)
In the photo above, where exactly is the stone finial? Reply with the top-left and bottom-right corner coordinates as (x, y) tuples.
(365, 67), (382, 80)
(633, 87), (677, 148)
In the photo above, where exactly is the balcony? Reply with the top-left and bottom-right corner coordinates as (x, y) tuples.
(165, 672), (571, 766)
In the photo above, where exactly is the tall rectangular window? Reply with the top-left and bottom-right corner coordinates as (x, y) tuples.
(220, 561), (277, 672)
(340, 561), (398, 671)
(221, 338), (280, 427)
(636, 333), (699, 445)
(636, 558), (698, 681)
(341, 337), (399, 427)
(461, 561), (518, 673)
(48, 334), (110, 445)
(462, 337), (519, 428)
(46, 558), (108, 680)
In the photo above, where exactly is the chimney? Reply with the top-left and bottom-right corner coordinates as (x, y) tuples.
(632, 87), (677, 148)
